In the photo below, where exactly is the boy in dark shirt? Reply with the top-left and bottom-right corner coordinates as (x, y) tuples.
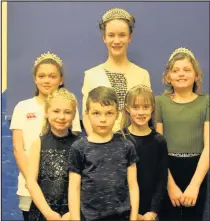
(68, 86), (139, 221)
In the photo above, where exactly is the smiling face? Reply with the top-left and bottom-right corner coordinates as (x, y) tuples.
(167, 58), (196, 91)
(34, 63), (63, 97)
(46, 97), (76, 135)
(103, 19), (132, 58)
(126, 95), (153, 128)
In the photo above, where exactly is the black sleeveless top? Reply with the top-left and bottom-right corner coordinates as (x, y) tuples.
(29, 130), (78, 221)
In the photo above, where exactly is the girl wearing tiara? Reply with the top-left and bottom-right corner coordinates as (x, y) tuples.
(27, 88), (78, 221)
(156, 48), (209, 221)
(10, 52), (81, 221)
(82, 8), (151, 135)
(120, 85), (168, 221)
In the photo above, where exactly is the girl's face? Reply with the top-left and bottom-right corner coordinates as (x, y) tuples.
(126, 95), (153, 127)
(34, 64), (63, 96)
(103, 19), (132, 58)
(46, 98), (75, 135)
(167, 58), (196, 91)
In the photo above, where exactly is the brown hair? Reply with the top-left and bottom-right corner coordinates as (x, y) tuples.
(86, 86), (119, 111)
(42, 88), (77, 135)
(162, 52), (203, 96)
(32, 58), (64, 96)
(121, 85), (156, 130)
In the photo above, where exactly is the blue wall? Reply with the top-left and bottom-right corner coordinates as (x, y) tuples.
(7, 2), (209, 117)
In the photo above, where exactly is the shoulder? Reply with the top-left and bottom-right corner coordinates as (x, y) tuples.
(71, 136), (87, 151)
(131, 63), (149, 75)
(114, 133), (135, 149)
(14, 97), (36, 110)
(152, 130), (167, 147)
(84, 64), (104, 75)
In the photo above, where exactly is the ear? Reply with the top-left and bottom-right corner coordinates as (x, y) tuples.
(164, 73), (171, 84)
(60, 76), (64, 86)
(125, 104), (130, 114)
(103, 34), (106, 44)
(128, 33), (133, 44)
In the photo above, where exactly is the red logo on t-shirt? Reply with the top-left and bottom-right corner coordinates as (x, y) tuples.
(26, 113), (37, 119)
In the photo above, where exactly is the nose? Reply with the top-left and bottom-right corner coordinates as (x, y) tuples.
(137, 108), (145, 115)
(43, 76), (50, 83)
(113, 36), (120, 44)
(178, 70), (185, 77)
(59, 112), (65, 119)
(100, 115), (106, 122)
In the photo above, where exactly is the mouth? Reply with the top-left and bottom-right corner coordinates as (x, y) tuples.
(177, 79), (187, 82)
(137, 117), (146, 120)
(43, 86), (51, 89)
(56, 122), (66, 125)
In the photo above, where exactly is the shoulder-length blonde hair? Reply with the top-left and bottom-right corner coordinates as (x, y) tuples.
(120, 85), (156, 131)
(162, 52), (203, 96)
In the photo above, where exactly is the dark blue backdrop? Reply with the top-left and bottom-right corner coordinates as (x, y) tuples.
(7, 2), (209, 118)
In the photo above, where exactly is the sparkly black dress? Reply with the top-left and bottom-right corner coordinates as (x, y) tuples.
(29, 130), (78, 221)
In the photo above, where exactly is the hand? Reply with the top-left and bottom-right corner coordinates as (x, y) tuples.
(137, 214), (144, 220)
(45, 211), (62, 220)
(61, 212), (70, 220)
(180, 183), (200, 207)
(168, 182), (183, 207)
(142, 212), (157, 221)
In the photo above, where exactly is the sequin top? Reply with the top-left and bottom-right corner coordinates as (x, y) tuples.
(105, 69), (127, 110)
(29, 130), (78, 220)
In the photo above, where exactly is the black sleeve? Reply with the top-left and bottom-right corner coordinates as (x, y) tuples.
(150, 137), (168, 214)
(68, 145), (84, 175)
(126, 140), (139, 167)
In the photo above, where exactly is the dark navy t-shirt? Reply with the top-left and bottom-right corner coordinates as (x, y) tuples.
(68, 134), (138, 221)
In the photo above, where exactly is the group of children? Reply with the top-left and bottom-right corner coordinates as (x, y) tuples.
(10, 7), (209, 221)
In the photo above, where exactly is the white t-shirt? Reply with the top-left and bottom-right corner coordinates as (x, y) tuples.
(10, 97), (81, 196)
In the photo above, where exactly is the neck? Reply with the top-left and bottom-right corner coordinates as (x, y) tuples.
(51, 128), (69, 137)
(104, 55), (130, 70)
(88, 131), (113, 143)
(35, 93), (47, 105)
(128, 123), (151, 136)
(173, 89), (197, 102)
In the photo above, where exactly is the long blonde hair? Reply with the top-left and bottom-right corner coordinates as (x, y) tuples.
(42, 88), (77, 135)
(162, 52), (203, 96)
(121, 84), (156, 130)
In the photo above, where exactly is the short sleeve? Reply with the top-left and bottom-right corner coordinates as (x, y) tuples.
(205, 95), (210, 122)
(143, 70), (151, 88)
(68, 145), (84, 175)
(72, 107), (82, 132)
(155, 96), (163, 123)
(81, 71), (90, 115)
(126, 140), (138, 167)
(10, 102), (25, 130)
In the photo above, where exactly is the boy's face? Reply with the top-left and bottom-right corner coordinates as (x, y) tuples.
(87, 101), (119, 137)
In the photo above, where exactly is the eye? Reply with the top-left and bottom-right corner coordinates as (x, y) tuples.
(107, 111), (113, 115)
(119, 33), (126, 37)
(65, 111), (72, 115)
(143, 105), (150, 109)
(172, 69), (178, 73)
(38, 75), (44, 78)
(53, 110), (59, 113)
(93, 112), (99, 115)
